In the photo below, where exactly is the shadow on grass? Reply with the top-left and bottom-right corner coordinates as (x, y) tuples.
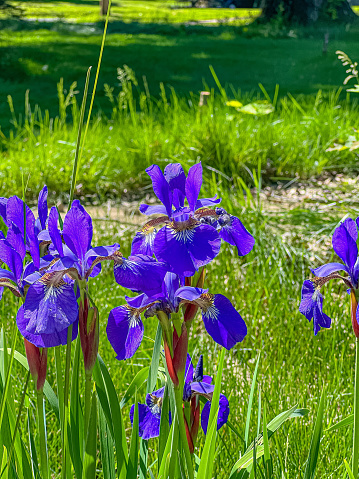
(1, 16), (359, 122)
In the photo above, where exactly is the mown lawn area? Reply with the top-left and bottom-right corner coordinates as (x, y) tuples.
(0, 1), (359, 122)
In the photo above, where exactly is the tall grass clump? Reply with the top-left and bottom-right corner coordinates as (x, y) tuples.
(1, 67), (359, 203)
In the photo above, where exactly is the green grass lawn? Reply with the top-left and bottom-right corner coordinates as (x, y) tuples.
(0, 1), (359, 123)
(4, 0), (260, 23)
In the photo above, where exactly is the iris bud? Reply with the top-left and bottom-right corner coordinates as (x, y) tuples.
(351, 290), (359, 338)
(79, 296), (99, 373)
(24, 339), (47, 391)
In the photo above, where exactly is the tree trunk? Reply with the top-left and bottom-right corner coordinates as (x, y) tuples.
(100, 0), (109, 16)
(261, 0), (356, 24)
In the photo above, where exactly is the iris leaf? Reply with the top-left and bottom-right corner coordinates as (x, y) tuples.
(120, 367), (149, 410)
(303, 387), (325, 479)
(127, 394), (139, 479)
(82, 389), (97, 479)
(95, 355), (128, 479)
(245, 354), (261, 449)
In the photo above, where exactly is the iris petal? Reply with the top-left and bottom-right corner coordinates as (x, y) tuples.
(106, 306), (144, 360)
(130, 403), (161, 440)
(24, 276), (78, 335)
(332, 219), (358, 270)
(48, 207), (64, 257)
(185, 163), (202, 213)
(201, 294), (247, 350)
(201, 394), (229, 434)
(139, 204), (168, 216)
(63, 200), (93, 263)
(311, 262), (348, 277)
(164, 163), (186, 209)
(131, 229), (157, 256)
(146, 165), (172, 217)
(37, 185), (48, 230)
(0, 239), (24, 286)
(114, 256), (167, 293)
(219, 216), (255, 256)
(154, 223), (220, 277)
(17, 305), (78, 348)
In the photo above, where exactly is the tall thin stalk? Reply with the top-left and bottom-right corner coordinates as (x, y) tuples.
(36, 389), (49, 479)
(62, 325), (73, 479)
(353, 338), (359, 477)
(173, 385), (194, 479)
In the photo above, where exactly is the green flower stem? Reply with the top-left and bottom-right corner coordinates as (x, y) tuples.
(84, 369), (93, 438)
(36, 389), (49, 479)
(0, 322), (18, 431)
(353, 337), (359, 477)
(173, 385), (194, 479)
(62, 325), (73, 479)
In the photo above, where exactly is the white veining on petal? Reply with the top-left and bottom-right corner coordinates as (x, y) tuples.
(204, 304), (220, 322)
(43, 283), (66, 302)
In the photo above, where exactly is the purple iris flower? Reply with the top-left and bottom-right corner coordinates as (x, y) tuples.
(0, 218), (78, 347)
(311, 218), (359, 287)
(129, 354), (229, 440)
(131, 162), (254, 277)
(0, 186), (49, 252)
(106, 293), (154, 360)
(107, 272), (247, 360)
(299, 280), (331, 335)
(129, 387), (170, 440)
(184, 354), (229, 434)
(299, 217), (359, 335)
(47, 201), (166, 296)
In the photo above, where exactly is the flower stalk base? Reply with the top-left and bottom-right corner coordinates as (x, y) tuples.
(353, 337), (359, 478)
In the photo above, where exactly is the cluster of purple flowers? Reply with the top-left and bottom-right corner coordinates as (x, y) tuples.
(299, 217), (359, 337)
(0, 161), (254, 440)
(130, 354), (229, 446)
(107, 162), (253, 359)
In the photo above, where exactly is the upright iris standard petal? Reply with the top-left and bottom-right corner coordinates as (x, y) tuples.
(164, 163), (186, 209)
(37, 185), (48, 230)
(24, 273), (78, 335)
(0, 239), (24, 287)
(17, 305), (78, 348)
(201, 394), (229, 434)
(106, 306), (144, 360)
(48, 207), (64, 257)
(154, 222), (221, 277)
(332, 219), (358, 271)
(63, 200), (93, 263)
(5, 226), (26, 261)
(200, 294), (247, 349)
(185, 162), (203, 213)
(6, 196), (40, 268)
(219, 216), (255, 257)
(299, 280), (331, 335)
(146, 164), (172, 217)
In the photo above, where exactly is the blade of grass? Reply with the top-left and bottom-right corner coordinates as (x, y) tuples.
(126, 392), (139, 479)
(303, 387), (326, 479)
(245, 354), (261, 449)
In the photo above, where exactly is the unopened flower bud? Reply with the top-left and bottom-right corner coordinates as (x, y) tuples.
(350, 290), (359, 338)
(24, 339), (47, 391)
(79, 296), (99, 373)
